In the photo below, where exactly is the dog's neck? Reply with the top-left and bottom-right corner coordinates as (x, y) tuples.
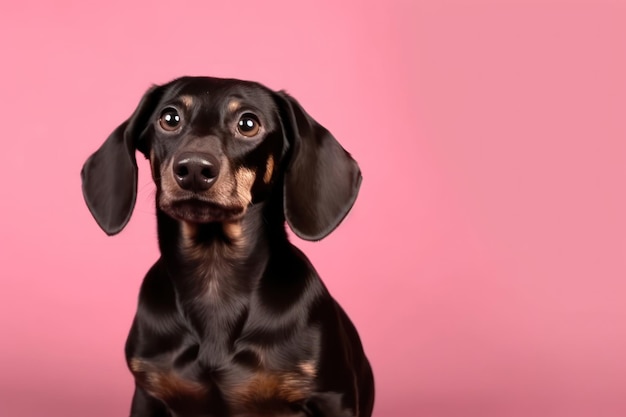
(155, 203), (283, 342)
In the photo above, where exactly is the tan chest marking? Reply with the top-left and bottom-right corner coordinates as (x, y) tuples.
(130, 358), (207, 401)
(230, 361), (318, 406)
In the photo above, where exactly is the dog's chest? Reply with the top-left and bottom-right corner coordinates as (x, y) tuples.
(129, 342), (318, 415)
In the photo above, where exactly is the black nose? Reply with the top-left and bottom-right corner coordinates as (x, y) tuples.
(173, 152), (220, 192)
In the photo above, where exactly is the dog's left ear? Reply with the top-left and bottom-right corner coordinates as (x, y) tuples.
(81, 85), (162, 235)
(274, 92), (362, 241)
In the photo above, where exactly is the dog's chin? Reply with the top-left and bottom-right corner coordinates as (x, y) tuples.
(161, 199), (245, 224)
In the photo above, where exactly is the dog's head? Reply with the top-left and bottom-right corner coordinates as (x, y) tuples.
(81, 77), (361, 241)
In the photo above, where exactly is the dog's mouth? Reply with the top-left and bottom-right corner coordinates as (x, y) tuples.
(161, 198), (245, 224)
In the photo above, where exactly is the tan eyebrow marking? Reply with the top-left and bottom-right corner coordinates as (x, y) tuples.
(228, 100), (241, 112)
(179, 95), (194, 108)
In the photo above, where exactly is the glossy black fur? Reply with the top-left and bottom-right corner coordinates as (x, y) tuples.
(81, 77), (374, 417)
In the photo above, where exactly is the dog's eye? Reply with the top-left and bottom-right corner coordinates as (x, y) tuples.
(237, 113), (261, 137)
(159, 107), (181, 131)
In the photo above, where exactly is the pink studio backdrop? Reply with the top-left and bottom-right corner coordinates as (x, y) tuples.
(1, 1), (625, 416)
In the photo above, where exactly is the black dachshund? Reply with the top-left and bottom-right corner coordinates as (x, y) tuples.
(81, 76), (374, 417)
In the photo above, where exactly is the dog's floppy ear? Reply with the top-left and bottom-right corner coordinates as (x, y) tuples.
(275, 92), (362, 241)
(81, 85), (162, 235)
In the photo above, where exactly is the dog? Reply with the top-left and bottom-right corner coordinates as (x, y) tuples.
(81, 76), (374, 417)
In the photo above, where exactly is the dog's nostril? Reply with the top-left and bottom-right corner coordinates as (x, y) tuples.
(201, 167), (216, 179)
(175, 165), (189, 178)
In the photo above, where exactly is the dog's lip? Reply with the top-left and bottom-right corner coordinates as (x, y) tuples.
(163, 198), (245, 223)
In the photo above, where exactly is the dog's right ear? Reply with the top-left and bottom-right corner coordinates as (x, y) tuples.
(81, 85), (163, 235)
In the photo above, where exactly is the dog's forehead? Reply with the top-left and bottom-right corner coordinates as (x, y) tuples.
(162, 77), (275, 111)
